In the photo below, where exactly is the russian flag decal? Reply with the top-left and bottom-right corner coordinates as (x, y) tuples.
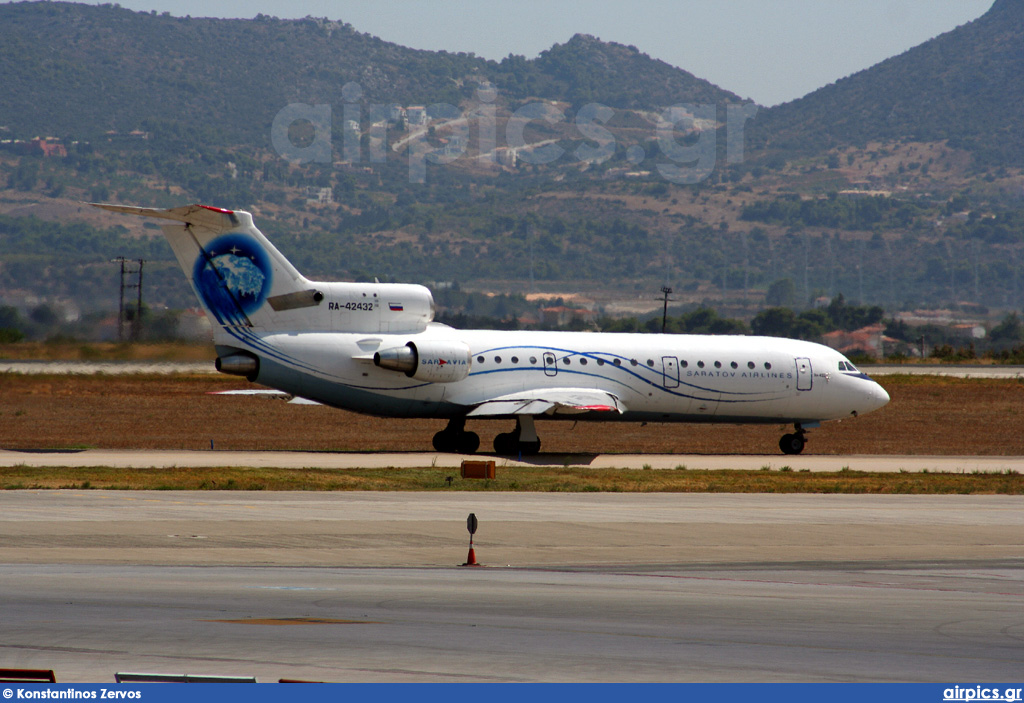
(389, 302), (404, 312)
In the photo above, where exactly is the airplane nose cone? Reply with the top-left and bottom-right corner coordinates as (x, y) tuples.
(866, 381), (890, 412)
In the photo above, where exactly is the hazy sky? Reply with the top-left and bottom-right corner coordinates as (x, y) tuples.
(68, 0), (993, 106)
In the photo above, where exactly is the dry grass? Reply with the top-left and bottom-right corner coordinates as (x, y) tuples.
(0, 465), (1019, 494)
(2, 372), (1024, 455)
(3, 373), (1023, 493)
(0, 341), (214, 361)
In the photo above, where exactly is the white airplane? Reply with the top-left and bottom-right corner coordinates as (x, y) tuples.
(93, 203), (889, 455)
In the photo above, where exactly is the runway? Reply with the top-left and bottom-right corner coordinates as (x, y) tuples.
(2, 448), (1023, 473)
(0, 491), (1021, 682)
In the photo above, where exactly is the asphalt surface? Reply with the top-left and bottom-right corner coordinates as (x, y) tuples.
(2, 448), (1023, 473)
(0, 491), (1021, 683)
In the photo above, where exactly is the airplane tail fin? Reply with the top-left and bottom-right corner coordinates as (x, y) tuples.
(93, 203), (436, 338)
(91, 203), (313, 331)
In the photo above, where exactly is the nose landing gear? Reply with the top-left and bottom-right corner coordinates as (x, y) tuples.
(779, 424), (808, 455)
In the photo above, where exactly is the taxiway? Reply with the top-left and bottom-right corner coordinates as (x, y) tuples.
(0, 491), (1021, 683)
(2, 448), (1023, 473)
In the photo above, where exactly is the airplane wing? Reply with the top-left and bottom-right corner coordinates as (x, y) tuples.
(467, 388), (625, 417)
(207, 389), (322, 405)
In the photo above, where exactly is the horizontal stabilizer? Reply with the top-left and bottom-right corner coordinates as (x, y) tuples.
(90, 203), (241, 235)
(468, 388), (625, 417)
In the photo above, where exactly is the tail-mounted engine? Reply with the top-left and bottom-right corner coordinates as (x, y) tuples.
(215, 351), (259, 382)
(373, 340), (471, 383)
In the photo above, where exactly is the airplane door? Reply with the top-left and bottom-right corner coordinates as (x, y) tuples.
(543, 351), (558, 377)
(796, 357), (812, 391)
(662, 356), (679, 388)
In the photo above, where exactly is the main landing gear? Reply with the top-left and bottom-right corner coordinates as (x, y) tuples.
(432, 418), (480, 454)
(432, 416), (542, 455)
(493, 416), (541, 456)
(779, 424), (808, 455)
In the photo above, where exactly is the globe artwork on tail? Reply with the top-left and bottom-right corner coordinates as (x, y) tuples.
(191, 234), (273, 324)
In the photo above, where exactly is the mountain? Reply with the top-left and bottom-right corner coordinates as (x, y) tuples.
(0, 2), (479, 143)
(751, 0), (1024, 167)
(529, 33), (742, 108)
(0, 2), (742, 145)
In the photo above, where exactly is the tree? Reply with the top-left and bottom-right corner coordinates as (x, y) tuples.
(751, 307), (796, 337)
(766, 279), (796, 307)
(989, 313), (1024, 349)
(0, 305), (25, 342)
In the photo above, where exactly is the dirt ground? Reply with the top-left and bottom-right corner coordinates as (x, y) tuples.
(2, 373), (1023, 455)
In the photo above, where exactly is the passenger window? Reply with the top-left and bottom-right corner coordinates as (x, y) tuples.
(563, 357), (571, 365)
(765, 362), (772, 370)
(597, 359), (605, 366)
(730, 361), (738, 369)
(630, 359), (638, 366)
(714, 361), (722, 369)
(529, 356), (537, 364)
(494, 356), (502, 364)
(614, 359), (622, 366)
(580, 358), (588, 366)
(681, 360), (688, 368)
(748, 361), (755, 369)
(477, 356), (485, 364)
(646, 359), (654, 367)
(697, 361), (705, 368)
(511, 356), (519, 364)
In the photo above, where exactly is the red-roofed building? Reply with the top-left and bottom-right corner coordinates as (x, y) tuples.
(821, 323), (897, 359)
(31, 137), (66, 157)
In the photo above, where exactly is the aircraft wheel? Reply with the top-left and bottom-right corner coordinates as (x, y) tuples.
(457, 431), (480, 454)
(434, 430), (480, 454)
(493, 431), (518, 455)
(779, 433), (805, 455)
(432, 430), (457, 453)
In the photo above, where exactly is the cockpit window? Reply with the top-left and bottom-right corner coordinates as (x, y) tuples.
(838, 361), (859, 372)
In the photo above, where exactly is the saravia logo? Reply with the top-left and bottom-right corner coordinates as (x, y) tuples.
(423, 357), (466, 366)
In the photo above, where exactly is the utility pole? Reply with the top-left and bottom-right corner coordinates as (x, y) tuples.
(660, 285), (673, 333)
(133, 259), (145, 342)
(527, 223), (535, 293)
(111, 257), (146, 342)
(111, 257), (127, 342)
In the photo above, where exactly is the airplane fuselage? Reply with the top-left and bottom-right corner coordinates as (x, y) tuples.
(238, 325), (889, 425)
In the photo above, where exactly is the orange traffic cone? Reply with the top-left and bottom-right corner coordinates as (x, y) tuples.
(462, 537), (482, 567)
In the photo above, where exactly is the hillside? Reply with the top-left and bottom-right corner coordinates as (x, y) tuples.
(0, 2), (478, 143)
(1, 0), (1024, 343)
(752, 0), (1024, 168)
(0, 2), (742, 144)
